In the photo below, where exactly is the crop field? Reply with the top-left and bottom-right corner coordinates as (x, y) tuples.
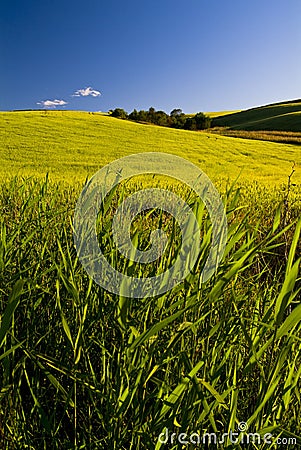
(1, 111), (301, 185)
(1, 111), (301, 449)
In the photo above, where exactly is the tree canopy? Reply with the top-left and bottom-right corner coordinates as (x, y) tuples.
(109, 107), (211, 130)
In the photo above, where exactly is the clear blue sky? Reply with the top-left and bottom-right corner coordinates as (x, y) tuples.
(1, 0), (300, 113)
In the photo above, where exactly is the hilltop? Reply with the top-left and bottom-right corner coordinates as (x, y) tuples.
(211, 99), (301, 132)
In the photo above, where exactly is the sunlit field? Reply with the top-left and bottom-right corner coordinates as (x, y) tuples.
(1, 111), (301, 448)
(1, 111), (301, 184)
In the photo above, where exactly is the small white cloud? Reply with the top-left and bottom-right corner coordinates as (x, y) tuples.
(37, 99), (68, 108)
(73, 86), (101, 97)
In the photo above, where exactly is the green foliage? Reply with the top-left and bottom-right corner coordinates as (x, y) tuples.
(110, 108), (128, 119)
(0, 176), (301, 448)
(127, 106), (211, 129)
(170, 109), (186, 129)
(128, 107), (171, 126)
(184, 112), (211, 130)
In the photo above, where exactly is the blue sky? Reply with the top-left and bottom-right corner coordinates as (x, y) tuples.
(1, 0), (300, 113)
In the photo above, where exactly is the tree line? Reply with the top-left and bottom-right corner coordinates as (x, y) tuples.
(109, 107), (211, 130)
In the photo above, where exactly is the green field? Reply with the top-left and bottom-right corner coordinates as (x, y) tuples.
(1, 108), (301, 448)
(1, 110), (301, 185)
(212, 99), (301, 132)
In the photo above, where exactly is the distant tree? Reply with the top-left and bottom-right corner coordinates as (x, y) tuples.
(170, 108), (183, 117)
(113, 105), (211, 131)
(194, 112), (211, 129)
(153, 110), (170, 126)
(129, 108), (169, 126)
(184, 112), (211, 130)
(184, 117), (197, 130)
(148, 107), (156, 122)
(170, 109), (186, 128)
(110, 108), (128, 119)
(136, 110), (148, 122)
(128, 109), (139, 121)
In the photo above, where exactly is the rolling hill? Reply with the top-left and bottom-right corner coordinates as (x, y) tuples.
(0, 109), (300, 185)
(211, 99), (301, 131)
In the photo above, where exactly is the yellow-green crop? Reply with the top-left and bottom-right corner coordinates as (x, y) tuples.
(1, 110), (300, 185)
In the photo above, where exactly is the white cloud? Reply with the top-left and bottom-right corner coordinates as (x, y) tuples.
(72, 86), (101, 97)
(37, 99), (68, 108)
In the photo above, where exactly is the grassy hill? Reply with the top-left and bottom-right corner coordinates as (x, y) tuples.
(206, 110), (241, 118)
(1, 110), (300, 185)
(211, 99), (301, 131)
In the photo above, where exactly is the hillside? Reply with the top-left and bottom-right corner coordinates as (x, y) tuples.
(212, 99), (301, 131)
(0, 110), (300, 184)
(206, 110), (241, 118)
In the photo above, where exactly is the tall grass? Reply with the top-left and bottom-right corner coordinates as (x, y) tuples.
(0, 177), (300, 449)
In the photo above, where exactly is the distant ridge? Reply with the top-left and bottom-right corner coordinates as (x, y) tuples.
(257, 98), (301, 108)
(212, 99), (301, 132)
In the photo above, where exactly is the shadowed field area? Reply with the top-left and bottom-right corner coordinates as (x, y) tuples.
(212, 99), (301, 132)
